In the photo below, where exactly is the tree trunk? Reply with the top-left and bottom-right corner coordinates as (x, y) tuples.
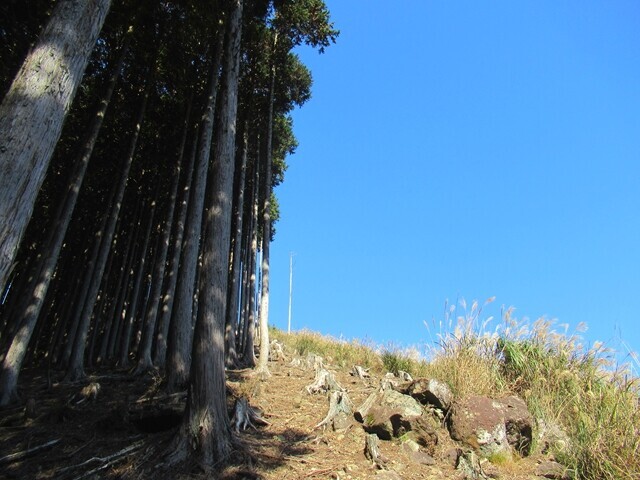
(224, 123), (249, 367)
(59, 185), (116, 369)
(0, 0), (112, 295)
(170, 0), (243, 466)
(256, 64), (276, 377)
(240, 161), (260, 367)
(165, 26), (225, 392)
(118, 193), (157, 367)
(0, 43), (126, 405)
(153, 97), (195, 367)
(64, 83), (151, 381)
(134, 156), (183, 372)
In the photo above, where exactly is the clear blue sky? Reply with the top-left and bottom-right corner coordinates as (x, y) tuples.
(268, 1), (640, 369)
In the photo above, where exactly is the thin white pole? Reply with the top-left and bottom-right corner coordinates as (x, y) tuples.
(287, 252), (293, 333)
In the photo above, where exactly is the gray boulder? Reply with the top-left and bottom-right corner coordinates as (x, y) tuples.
(404, 378), (453, 412)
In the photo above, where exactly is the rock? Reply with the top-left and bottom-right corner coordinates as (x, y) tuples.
(356, 389), (423, 422)
(356, 389), (425, 441)
(394, 414), (438, 452)
(401, 439), (421, 452)
(536, 418), (571, 455)
(444, 447), (462, 468)
(405, 378), (454, 412)
(410, 450), (436, 466)
(457, 450), (489, 479)
(495, 396), (533, 455)
(535, 460), (571, 479)
(360, 406), (396, 440)
(374, 472), (402, 480)
(448, 396), (510, 458)
(449, 395), (533, 458)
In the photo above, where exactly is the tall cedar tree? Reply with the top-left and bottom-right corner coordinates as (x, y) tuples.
(0, 0), (112, 295)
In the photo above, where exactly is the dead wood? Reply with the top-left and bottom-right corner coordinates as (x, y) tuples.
(67, 382), (101, 406)
(305, 368), (344, 395)
(354, 391), (378, 422)
(269, 340), (286, 361)
(315, 390), (353, 430)
(231, 397), (271, 432)
(57, 439), (145, 477)
(306, 353), (324, 371)
(0, 438), (61, 465)
(289, 352), (323, 371)
(350, 365), (370, 379)
(364, 433), (388, 469)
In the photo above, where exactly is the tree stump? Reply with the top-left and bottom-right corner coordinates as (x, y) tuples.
(230, 397), (270, 432)
(269, 340), (286, 361)
(350, 365), (370, 379)
(315, 391), (353, 431)
(364, 433), (388, 469)
(306, 368), (344, 394)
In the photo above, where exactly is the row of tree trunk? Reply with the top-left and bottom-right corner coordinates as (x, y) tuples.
(0, 0), (337, 468)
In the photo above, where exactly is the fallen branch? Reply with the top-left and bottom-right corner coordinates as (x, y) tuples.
(58, 440), (144, 476)
(0, 438), (61, 465)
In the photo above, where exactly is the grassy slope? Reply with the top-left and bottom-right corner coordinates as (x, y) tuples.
(271, 312), (640, 480)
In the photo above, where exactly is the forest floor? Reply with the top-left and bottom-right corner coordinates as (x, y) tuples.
(0, 352), (550, 479)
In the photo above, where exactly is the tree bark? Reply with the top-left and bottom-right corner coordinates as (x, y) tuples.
(170, 0), (243, 466)
(0, 0), (112, 295)
(165, 25), (225, 392)
(64, 83), (151, 381)
(0, 43), (126, 405)
(152, 97), (195, 367)
(118, 192), (157, 367)
(240, 161), (260, 367)
(256, 63), (276, 377)
(225, 123), (249, 367)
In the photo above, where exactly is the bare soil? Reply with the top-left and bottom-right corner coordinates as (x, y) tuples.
(0, 354), (548, 479)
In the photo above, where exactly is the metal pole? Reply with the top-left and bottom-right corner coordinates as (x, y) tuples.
(287, 252), (293, 333)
